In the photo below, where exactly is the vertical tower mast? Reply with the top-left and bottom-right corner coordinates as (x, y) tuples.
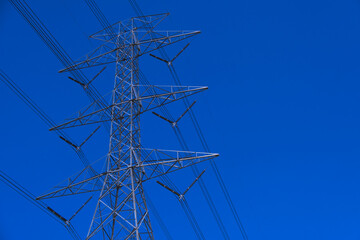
(89, 18), (153, 239)
(38, 14), (219, 240)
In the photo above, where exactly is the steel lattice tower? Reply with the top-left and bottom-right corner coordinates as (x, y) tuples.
(37, 13), (218, 239)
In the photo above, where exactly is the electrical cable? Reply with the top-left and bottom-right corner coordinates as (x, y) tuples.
(81, 3), (207, 238)
(124, 2), (232, 238)
(0, 169), (81, 240)
(8, 0), (110, 117)
(144, 190), (173, 240)
(0, 69), (96, 176)
(83, 2), (215, 238)
(7, 0), (229, 238)
(127, 1), (249, 238)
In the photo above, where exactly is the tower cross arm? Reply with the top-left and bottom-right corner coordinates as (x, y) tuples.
(108, 148), (219, 182)
(36, 167), (107, 200)
(50, 85), (207, 131)
(59, 30), (200, 72)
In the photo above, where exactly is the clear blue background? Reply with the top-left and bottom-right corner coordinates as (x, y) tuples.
(1, 0), (360, 239)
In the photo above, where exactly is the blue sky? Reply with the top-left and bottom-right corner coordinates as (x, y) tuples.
(1, 0), (360, 239)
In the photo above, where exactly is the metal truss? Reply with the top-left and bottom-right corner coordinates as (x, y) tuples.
(40, 13), (218, 240)
(50, 85), (207, 131)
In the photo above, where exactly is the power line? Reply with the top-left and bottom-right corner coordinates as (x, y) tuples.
(0, 69), (95, 173)
(125, 1), (235, 238)
(0, 169), (81, 240)
(126, 1), (249, 238)
(18, 9), (216, 238)
(83, 2), (209, 238)
(144, 190), (173, 240)
(5, 1), (238, 239)
(84, 1), (235, 238)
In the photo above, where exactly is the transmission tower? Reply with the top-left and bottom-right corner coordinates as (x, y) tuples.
(36, 13), (218, 239)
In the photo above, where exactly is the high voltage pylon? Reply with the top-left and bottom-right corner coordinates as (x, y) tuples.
(36, 13), (218, 239)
